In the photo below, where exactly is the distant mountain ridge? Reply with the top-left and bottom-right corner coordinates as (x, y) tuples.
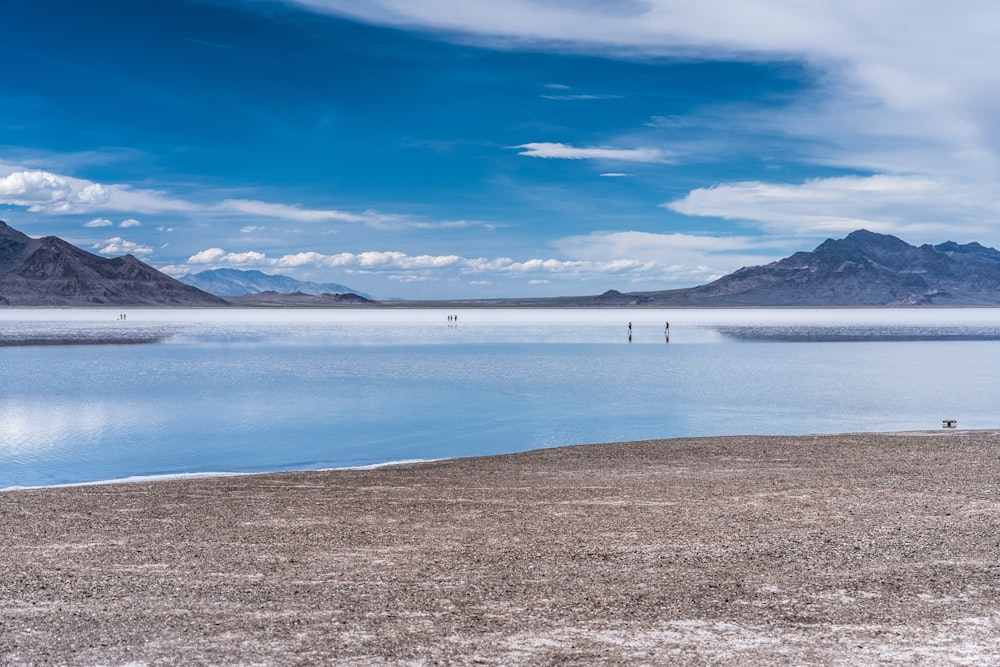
(4, 222), (1000, 307)
(669, 229), (1000, 306)
(555, 229), (1000, 307)
(0, 220), (226, 306)
(179, 268), (370, 299)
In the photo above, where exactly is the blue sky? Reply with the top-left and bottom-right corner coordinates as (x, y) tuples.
(3, 0), (1000, 299)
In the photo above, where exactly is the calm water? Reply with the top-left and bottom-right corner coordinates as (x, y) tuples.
(3, 308), (1000, 489)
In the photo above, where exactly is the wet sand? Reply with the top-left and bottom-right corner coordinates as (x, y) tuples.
(3, 430), (1000, 665)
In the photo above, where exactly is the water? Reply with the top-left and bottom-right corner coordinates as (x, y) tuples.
(2, 308), (1000, 489)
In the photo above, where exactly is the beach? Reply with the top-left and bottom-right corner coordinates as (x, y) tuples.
(2, 430), (999, 665)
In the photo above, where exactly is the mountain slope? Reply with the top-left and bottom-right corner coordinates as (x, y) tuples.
(179, 268), (370, 299)
(620, 230), (1000, 307)
(0, 221), (228, 306)
(0, 220), (40, 274)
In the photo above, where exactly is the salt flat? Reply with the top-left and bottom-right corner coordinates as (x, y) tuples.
(2, 430), (999, 665)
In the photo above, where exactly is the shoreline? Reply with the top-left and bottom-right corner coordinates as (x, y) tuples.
(0, 429), (968, 494)
(0, 458), (443, 494)
(4, 430), (1000, 665)
(0, 428), (964, 493)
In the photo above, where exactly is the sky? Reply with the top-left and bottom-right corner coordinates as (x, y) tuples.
(3, 1), (1000, 299)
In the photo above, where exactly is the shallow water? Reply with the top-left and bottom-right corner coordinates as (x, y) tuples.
(3, 308), (999, 488)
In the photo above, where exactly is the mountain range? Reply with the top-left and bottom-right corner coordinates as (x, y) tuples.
(3, 221), (1000, 307)
(627, 229), (1000, 307)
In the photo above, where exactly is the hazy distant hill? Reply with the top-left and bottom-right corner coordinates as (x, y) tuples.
(223, 291), (375, 307)
(0, 220), (227, 306)
(180, 268), (371, 299)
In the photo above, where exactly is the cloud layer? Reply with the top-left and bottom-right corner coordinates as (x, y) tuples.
(666, 175), (1000, 240)
(278, 0), (1000, 246)
(0, 167), (194, 214)
(181, 231), (744, 286)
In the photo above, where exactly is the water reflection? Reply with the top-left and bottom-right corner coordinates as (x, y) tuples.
(713, 324), (1000, 342)
(0, 399), (116, 456)
(3, 308), (1000, 489)
(0, 321), (182, 346)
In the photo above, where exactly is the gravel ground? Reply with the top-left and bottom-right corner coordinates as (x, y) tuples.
(2, 430), (1000, 665)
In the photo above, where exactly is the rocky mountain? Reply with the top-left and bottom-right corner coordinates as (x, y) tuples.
(0, 221), (227, 306)
(179, 268), (370, 299)
(587, 230), (1000, 307)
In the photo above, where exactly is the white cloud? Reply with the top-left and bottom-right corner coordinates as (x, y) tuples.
(541, 93), (622, 101)
(600, 172), (629, 177)
(277, 1), (1000, 75)
(556, 230), (774, 260)
(664, 175), (1000, 242)
(0, 165), (198, 215)
(219, 198), (371, 224)
(0, 170), (72, 208)
(278, 0), (1000, 244)
(84, 217), (114, 228)
(154, 264), (187, 277)
(0, 164), (474, 234)
(554, 230), (782, 281)
(94, 237), (153, 256)
(181, 239), (748, 286)
(188, 248), (227, 264)
(89, 185), (197, 214)
(73, 183), (111, 207)
(217, 198), (472, 230)
(514, 142), (671, 163)
(215, 250), (267, 265)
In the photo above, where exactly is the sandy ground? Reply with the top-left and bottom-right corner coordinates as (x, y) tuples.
(2, 430), (1000, 666)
